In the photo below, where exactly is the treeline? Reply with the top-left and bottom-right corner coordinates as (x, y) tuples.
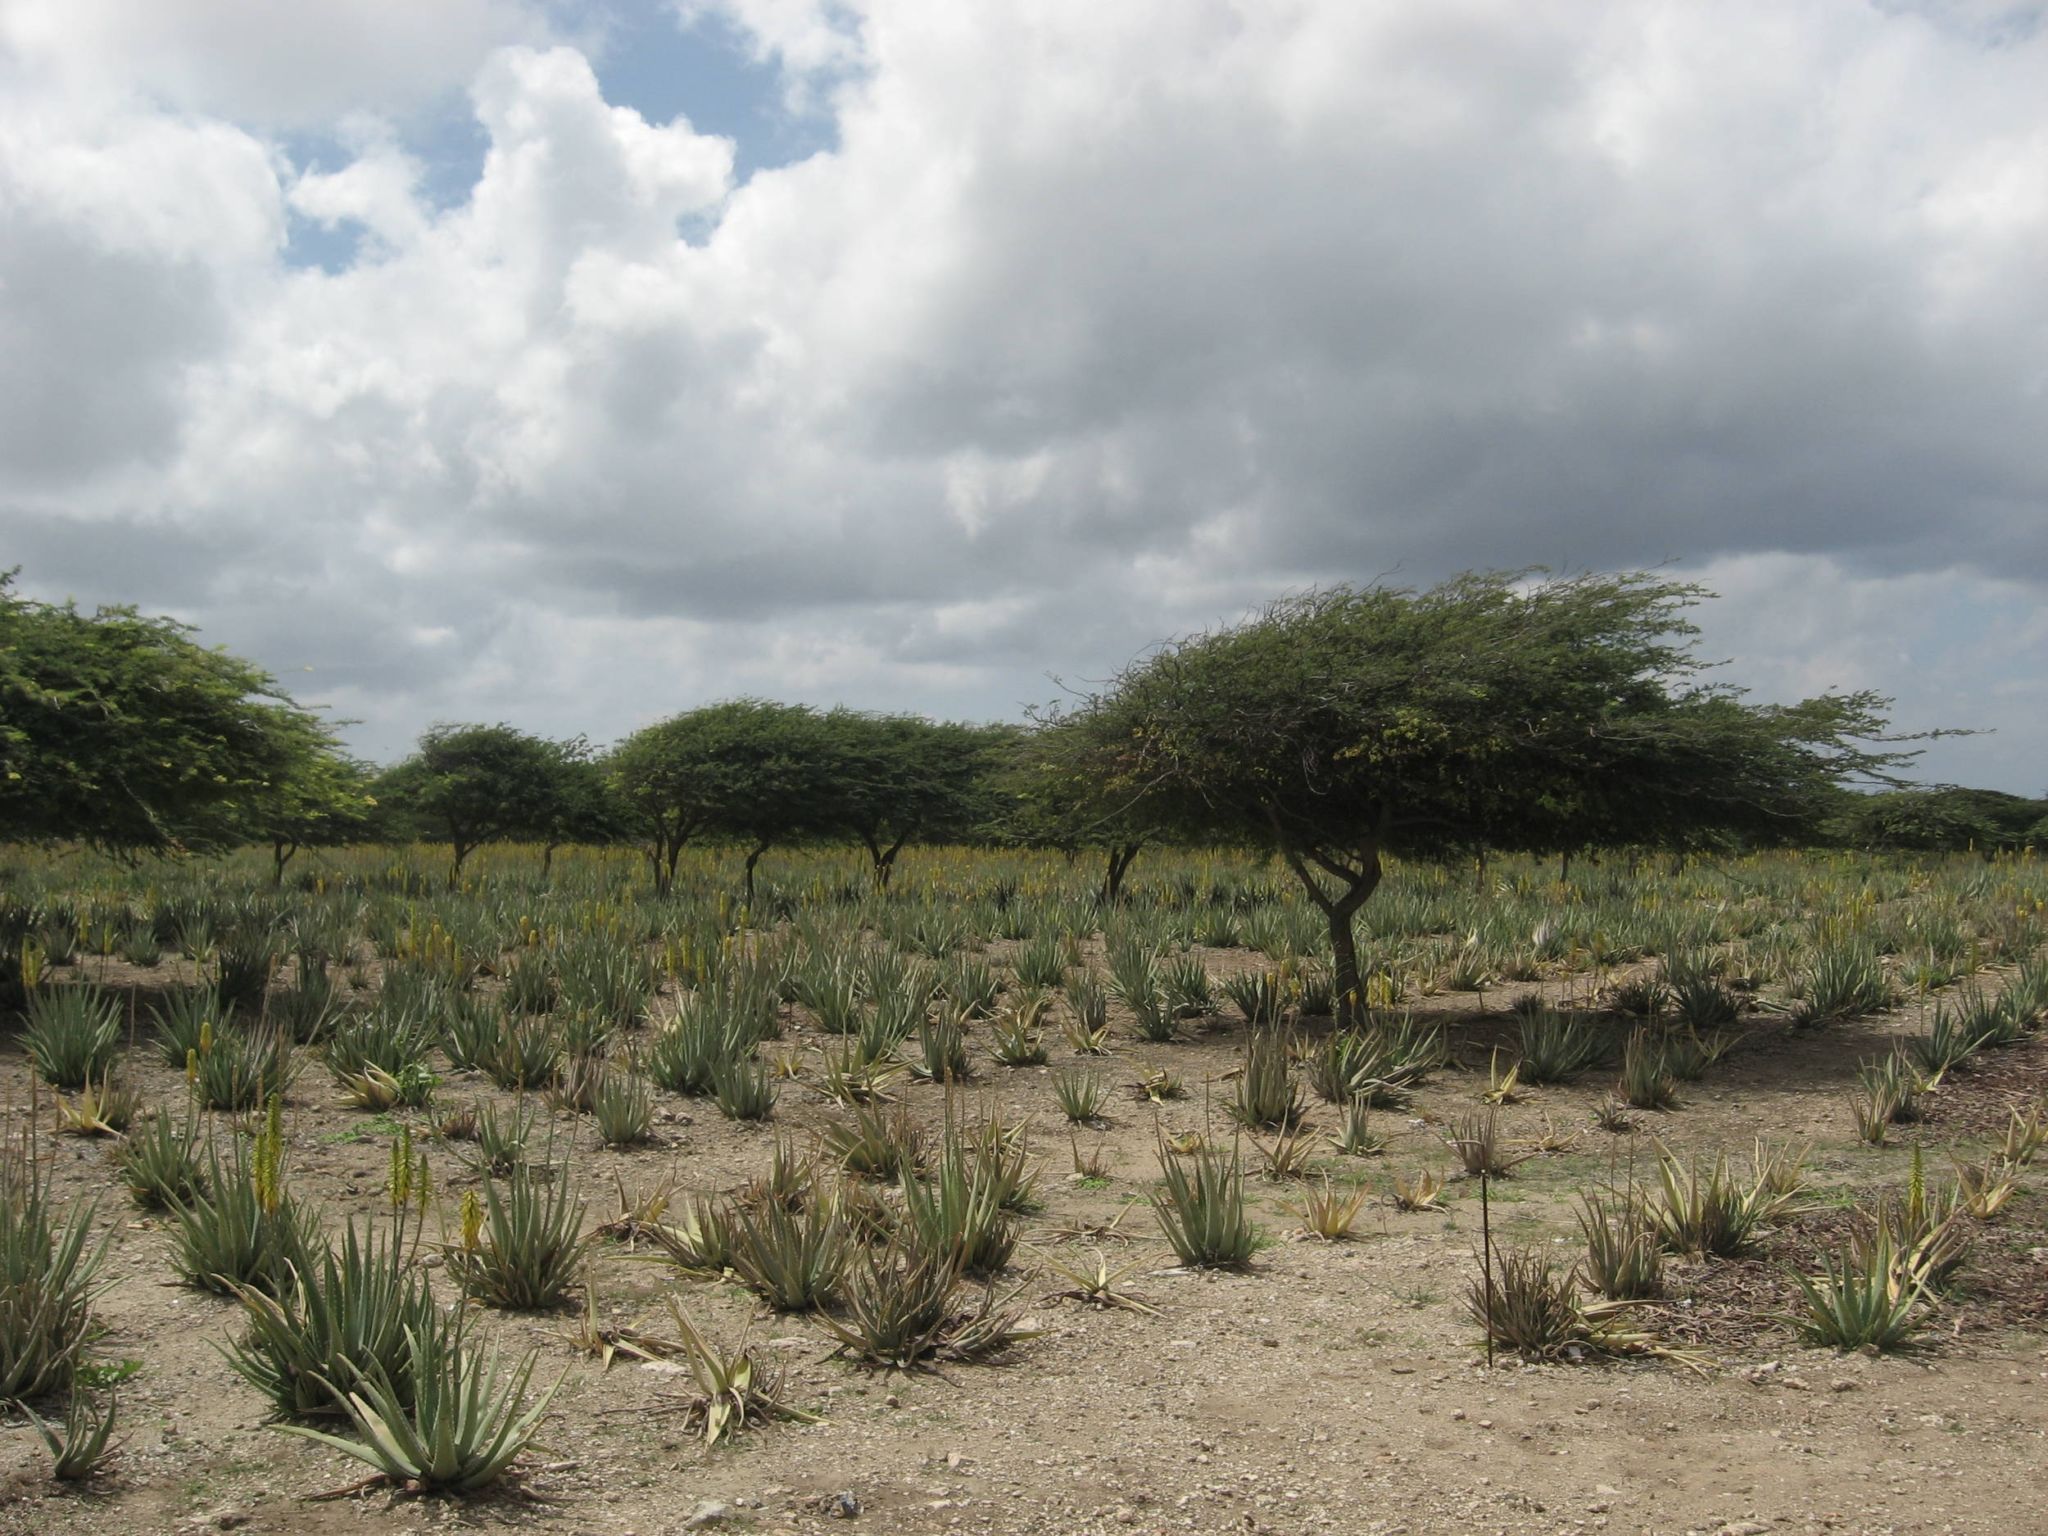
(5, 569), (2038, 928)
(368, 708), (1017, 898)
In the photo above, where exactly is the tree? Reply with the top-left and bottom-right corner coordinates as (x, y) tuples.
(995, 718), (1160, 906)
(373, 724), (577, 887)
(1829, 788), (1995, 853)
(1044, 571), (1920, 1020)
(820, 712), (1011, 889)
(608, 700), (839, 905)
(531, 737), (627, 877)
(247, 741), (378, 885)
(0, 572), (343, 857)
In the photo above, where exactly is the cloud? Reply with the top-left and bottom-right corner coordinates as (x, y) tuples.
(0, 0), (555, 126)
(0, 2), (2045, 793)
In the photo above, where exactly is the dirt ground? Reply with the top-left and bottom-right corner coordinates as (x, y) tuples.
(3, 948), (2045, 1536)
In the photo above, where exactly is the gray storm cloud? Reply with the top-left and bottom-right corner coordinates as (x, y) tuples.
(1, 1), (2043, 788)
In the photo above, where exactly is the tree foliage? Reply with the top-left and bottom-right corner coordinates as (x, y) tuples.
(607, 701), (838, 901)
(1037, 571), (1922, 1016)
(1828, 786), (2043, 852)
(0, 573), (348, 858)
(373, 724), (592, 885)
(821, 711), (1012, 888)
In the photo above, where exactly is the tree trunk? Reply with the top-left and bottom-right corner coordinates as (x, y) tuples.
(743, 842), (769, 910)
(1102, 840), (1143, 907)
(542, 841), (557, 880)
(448, 841), (472, 891)
(271, 839), (297, 888)
(1326, 902), (1366, 1025)
(863, 833), (909, 892)
(1269, 820), (1384, 1027)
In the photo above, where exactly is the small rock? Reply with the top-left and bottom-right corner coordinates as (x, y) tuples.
(823, 1490), (862, 1519)
(1715, 1523), (1770, 1536)
(1830, 1379), (1857, 1393)
(685, 1500), (736, 1529)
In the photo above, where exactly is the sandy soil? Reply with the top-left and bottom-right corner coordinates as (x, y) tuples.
(3, 948), (2044, 1536)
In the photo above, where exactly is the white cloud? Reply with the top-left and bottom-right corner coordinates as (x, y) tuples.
(0, 0), (553, 126)
(1, 3), (2045, 791)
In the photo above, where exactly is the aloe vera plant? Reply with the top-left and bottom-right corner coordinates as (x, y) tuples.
(276, 1320), (562, 1494)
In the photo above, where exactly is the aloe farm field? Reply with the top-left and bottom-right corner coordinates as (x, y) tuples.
(2, 844), (2046, 1536)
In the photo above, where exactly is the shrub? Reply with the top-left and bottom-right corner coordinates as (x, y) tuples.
(1576, 1190), (1662, 1300)
(22, 986), (123, 1090)
(1514, 1009), (1607, 1084)
(192, 1021), (301, 1112)
(448, 1170), (588, 1311)
(1050, 1065), (1106, 1123)
(593, 1068), (656, 1146)
(117, 1102), (208, 1208)
(729, 1194), (847, 1312)
(0, 1156), (110, 1401)
(1150, 1136), (1256, 1268)
(225, 1214), (437, 1420)
(1229, 1031), (1303, 1129)
(1789, 1228), (1926, 1352)
(151, 986), (225, 1069)
(899, 1138), (1017, 1276)
(713, 1056), (778, 1122)
(276, 1318), (562, 1494)
(26, 1391), (120, 1482)
(172, 1114), (321, 1298)
(1617, 1028), (1678, 1111)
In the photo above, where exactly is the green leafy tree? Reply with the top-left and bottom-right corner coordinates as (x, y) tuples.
(373, 724), (579, 887)
(531, 737), (627, 877)
(248, 742), (378, 885)
(995, 719), (1158, 906)
(608, 700), (838, 904)
(820, 712), (1012, 889)
(0, 572), (341, 857)
(1829, 788), (1997, 852)
(1044, 571), (1921, 1018)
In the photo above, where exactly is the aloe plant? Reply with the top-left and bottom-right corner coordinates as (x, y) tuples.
(22, 985), (123, 1089)
(276, 1320), (562, 1493)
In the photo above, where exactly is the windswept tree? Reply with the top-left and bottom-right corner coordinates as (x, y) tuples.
(531, 737), (627, 877)
(0, 572), (346, 857)
(1043, 571), (1921, 1019)
(373, 724), (581, 887)
(248, 741), (378, 885)
(996, 717), (1160, 906)
(608, 700), (838, 904)
(821, 712), (1012, 889)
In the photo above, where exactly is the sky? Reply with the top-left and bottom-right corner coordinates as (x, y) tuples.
(2, 0), (2045, 792)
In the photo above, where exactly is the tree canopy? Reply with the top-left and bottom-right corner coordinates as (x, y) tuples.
(821, 711), (1013, 888)
(607, 700), (842, 901)
(372, 723), (592, 885)
(1827, 785), (2044, 852)
(0, 572), (349, 858)
(1034, 570), (1921, 1016)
